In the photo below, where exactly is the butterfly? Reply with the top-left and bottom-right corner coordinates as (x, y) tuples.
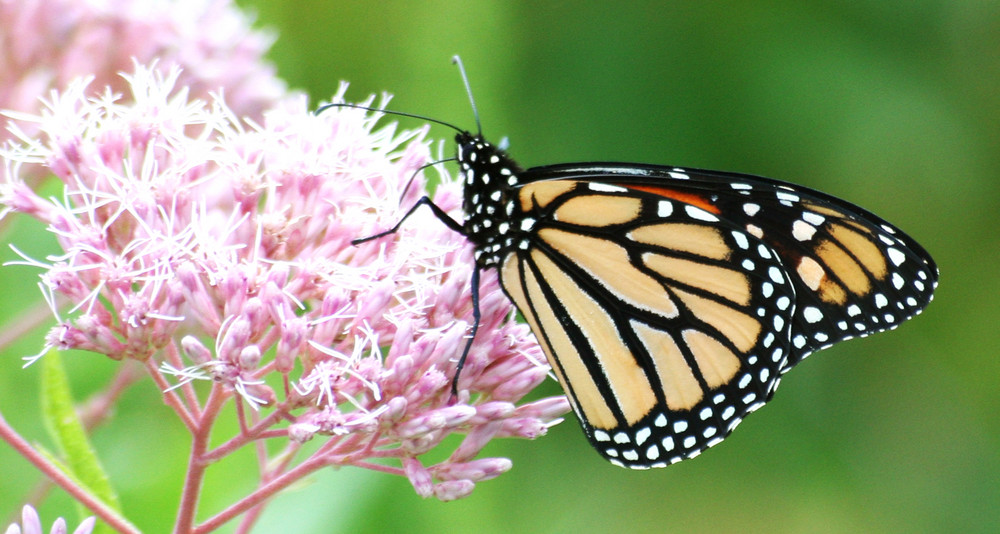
(339, 58), (938, 469)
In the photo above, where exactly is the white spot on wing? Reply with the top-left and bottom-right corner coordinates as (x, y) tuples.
(776, 190), (799, 203)
(803, 306), (823, 323)
(588, 183), (627, 193)
(768, 266), (785, 284)
(635, 427), (651, 445)
(658, 200), (673, 217)
(802, 211), (825, 225)
(685, 206), (719, 222)
(887, 247), (906, 266)
(792, 220), (817, 241)
(732, 231), (749, 250)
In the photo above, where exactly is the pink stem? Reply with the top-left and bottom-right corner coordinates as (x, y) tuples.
(0, 411), (139, 533)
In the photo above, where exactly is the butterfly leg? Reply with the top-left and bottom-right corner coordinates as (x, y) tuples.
(350, 195), (481, 399)
(351, 195), (464, 245)
(451, 264), (481, 397)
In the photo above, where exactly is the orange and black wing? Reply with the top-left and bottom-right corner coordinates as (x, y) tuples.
(496, 164), (936, 468)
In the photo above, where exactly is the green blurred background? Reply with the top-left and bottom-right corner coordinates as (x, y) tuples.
(2, 1), (998, 532)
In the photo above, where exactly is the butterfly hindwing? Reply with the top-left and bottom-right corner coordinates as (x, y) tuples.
(498, 179), (799, 467)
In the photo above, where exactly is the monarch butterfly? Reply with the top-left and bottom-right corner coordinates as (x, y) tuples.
(338, 58), (938, 469)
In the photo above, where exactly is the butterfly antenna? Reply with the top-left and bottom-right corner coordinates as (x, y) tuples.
(316, 102), (464, 134)
(452, 55), (482, 136)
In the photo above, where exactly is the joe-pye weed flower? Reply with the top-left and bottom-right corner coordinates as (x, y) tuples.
(0, 0), (285, 140)
(0, 64), (569, 531)
(3, 505), (95, 534)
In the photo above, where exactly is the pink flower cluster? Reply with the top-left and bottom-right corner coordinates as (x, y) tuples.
(0, 0), (285, 142)
(0, 64), (568, 505)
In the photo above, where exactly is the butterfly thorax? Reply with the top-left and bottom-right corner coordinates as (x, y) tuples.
(456, 132), (527, 268)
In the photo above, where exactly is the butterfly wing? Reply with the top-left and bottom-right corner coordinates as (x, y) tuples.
(497, 164), (936, 468)
(523, 163), (938, 367)
(497, 177), (797, 467)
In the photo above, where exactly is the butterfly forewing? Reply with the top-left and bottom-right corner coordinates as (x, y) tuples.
(522, 164), (939, 369)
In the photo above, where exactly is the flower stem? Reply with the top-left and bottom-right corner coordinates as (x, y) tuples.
(0, 410), (139, 533)
(173, 383), (229, 533)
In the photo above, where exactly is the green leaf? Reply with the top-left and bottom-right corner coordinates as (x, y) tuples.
(41, 350), (122, 531)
